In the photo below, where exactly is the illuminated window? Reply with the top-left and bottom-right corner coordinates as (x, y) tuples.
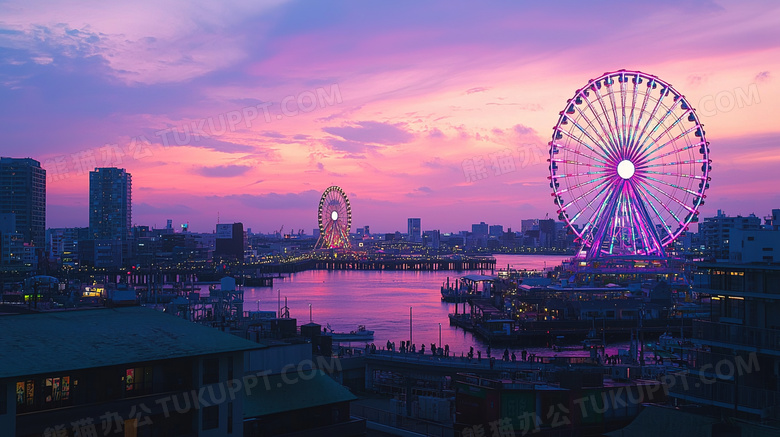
(125, 367), (153, 395)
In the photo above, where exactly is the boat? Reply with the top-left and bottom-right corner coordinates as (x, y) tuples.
(581, 338), (605, 349)
(329, 325), (374, 341)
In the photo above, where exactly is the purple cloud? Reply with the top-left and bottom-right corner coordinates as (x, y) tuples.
(755, 71), (770, 83)
(196, 164), (252, 177)
(323, 121), (414, 145)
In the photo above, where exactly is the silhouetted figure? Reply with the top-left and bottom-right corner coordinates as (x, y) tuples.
(477, 350), (482, 361)
(511, 352), (516, 362)
(522, 349), (527, 361)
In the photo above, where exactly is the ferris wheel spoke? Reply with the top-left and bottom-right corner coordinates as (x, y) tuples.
(630, 180), (677, 241)
(628, 86), (670, 160)
(635, 124), (699, 166)
(552, 143), (609, 165)
(568, 177), (616, 229)
(640, 141), (706, 164)
(570, 104), (619, 160)
(628, 189), (667, 255)
(588, 86), (622, 159)
(579, 92), (620, 159)
(592, 82), (620, 147)
(552, 170), (608, 179)
(606, 79), (624, 149)
(556, 129), (606, 160)
(639, 159), (708, 168)
(636, 176), (695, 218)
(550, 158), (607, 169)
(555, 174), (611, 196)
(623, 189), (657, 255)
(631, 99), (684, 162)
(625, 76), (642, 152)
(634, 113), (695, 164)
(624, 196), (650, 255)
(626, 80), (656, 158)
(640, 170), (705, 181)
(557, 177), (613, 212)
(577, 181), (619, 235)
(620, 78), (629, 149)
(565, 116), (616, 162)
(588, 185), (624, 256)
(638, 174), (703, 198)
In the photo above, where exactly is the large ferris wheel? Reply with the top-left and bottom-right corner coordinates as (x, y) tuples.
(549, 70), (711, 260)
(315, 186), (352, 250)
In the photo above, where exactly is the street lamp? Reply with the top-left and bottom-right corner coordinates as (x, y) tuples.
(438, 322), (442, 349)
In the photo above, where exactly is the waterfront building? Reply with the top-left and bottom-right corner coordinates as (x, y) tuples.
(215, 223), (244, 261)
(0, 307), (259, 436)
(728, 229), (780, 263)
(659, 263), (780, 433)
(0, 157), (46, 247)
(699, 210), (761, 261)
(455, 372), (664, 436)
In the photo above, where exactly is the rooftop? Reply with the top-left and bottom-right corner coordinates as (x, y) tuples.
(244, 372), (356, 417)
(0, 306), (265, 379)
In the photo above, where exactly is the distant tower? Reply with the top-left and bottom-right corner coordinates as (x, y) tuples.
(407, 218), (421, 242)
(89, 168), (132, 241)
(0, 157), (46, 246)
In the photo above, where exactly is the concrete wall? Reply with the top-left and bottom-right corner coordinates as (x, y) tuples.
(0, 380), (15, 436)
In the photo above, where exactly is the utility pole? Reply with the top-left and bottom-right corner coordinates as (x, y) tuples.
(409, 306), (413, 347)
(639, 304), (645, 370)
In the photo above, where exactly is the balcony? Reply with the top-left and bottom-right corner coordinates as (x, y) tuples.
(692, 319), (780, 354)
(668, 373), (780, 418)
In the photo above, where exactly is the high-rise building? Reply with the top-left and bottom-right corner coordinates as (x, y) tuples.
(215, 222), (244, 260)
(423, 230), (441, 249)
(89, 168), (132, 241)
(699, 210), (761, 260)
(539, 219), (556, 249)
(0, 157), (46, 246)
(407, 218), (421, 242)
(488, 224), (503, 237)
(471, 222), (488, 236)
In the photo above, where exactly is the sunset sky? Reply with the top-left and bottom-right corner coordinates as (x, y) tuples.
(1, 0), (779, 233)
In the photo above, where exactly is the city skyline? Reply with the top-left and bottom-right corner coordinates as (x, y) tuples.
(1, 1), (778, 233)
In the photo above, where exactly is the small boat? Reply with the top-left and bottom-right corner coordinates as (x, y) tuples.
(581, 338), (605, 349)
(329, 325), (374, 342)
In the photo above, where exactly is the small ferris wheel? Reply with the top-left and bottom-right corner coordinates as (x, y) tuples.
(315, 186), (352, 250)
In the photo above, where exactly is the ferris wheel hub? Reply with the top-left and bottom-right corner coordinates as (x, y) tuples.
(331, 210), (339, 220)
(617, 160), (635, 180)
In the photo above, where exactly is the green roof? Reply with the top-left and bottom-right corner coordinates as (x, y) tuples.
(244, 372), (356, 418)
(0, 306), (265, 379)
